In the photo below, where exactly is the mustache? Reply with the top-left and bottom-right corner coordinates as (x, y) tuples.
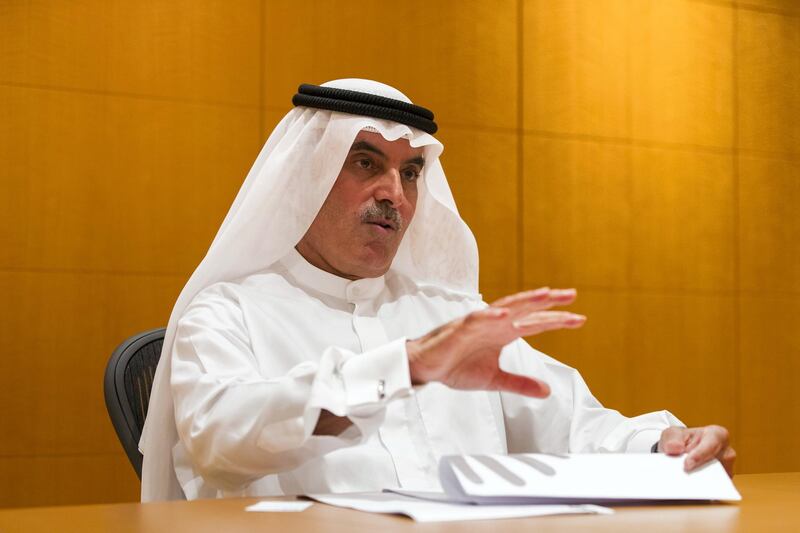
(360, 201), (403, 231)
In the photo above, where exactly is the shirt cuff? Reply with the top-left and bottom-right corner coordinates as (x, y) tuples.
(626, 428), (664, 453)
(341, 337), (413, 412)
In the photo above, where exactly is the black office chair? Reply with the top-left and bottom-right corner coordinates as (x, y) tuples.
(104, 327), (166, 480)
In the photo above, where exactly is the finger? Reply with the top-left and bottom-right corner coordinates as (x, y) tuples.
(491, 287), (550, 308)
(684, 427), (728, 472)
(547, 288), (577, 305)
(720, 447), (736, 478)
(658, 427), (690, 455)
(490, 370), (551, 398)
(513, 311), (586, 336)
(493, 288), (577, 317)
(684, 429), (704, 453)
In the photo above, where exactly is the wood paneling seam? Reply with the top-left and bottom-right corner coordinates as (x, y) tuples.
(732, 3), (742, 462)
(516, 0), (524, 292)
(0, 267), (189, 278)
(0, 80), (260, 111)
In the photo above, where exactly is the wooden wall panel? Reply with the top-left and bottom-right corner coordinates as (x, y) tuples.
(521, 0), (796, 476)
(734, 0), (800, 15)
(630, 147), (735, 291)
(630, 0), (734, 147)
(435, 128), (519, 303)
(0, 0), (262, 508)
(263, 0), (518, 129)
(0, 271), (184, 457)
(527, 289), (632, 415)
(523, 0), (629, 137)
(738, 296), (800, 473)
(627, 293), (737, 432)
(0, 85), (260, 274)
(0, 454), (138, 508)
(0, 0), (261, 106)
(531, 290), (738, 436)
(737, 8), (800, 155)
(523, 137), (630, 289)
(739, 156), (800, 293)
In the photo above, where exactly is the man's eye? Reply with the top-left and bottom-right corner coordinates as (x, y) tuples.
(402, 168), (421, 182)
(356, 158), (373, 169)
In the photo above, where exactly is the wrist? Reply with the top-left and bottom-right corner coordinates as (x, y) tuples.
(406, 339), (433, 386)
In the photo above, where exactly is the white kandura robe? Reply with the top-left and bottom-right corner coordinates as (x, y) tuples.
(170, 248), (682, 499)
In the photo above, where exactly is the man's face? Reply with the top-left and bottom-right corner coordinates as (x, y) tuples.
(296, 130), (425, 280)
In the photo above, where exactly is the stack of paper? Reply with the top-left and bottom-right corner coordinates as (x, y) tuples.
(308, 492), (611, 522)
(434, 452), (741, 505)
(306, 453), (740, 522)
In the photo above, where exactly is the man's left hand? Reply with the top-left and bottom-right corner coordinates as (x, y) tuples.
(657, 425), (736, 477)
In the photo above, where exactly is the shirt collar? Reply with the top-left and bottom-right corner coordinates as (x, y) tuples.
(280, 247), (386, 302)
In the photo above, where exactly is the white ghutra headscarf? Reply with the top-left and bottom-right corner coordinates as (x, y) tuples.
(139, 79), (481, 501)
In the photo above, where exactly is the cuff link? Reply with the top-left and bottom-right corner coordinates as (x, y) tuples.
(377, 379), (386, 400)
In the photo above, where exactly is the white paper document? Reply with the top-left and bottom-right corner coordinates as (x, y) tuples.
(436, 453), (741, 504)
(245, 500), (314, 512)
(306, 453), (739, 522)
(307, 492), (611, 522)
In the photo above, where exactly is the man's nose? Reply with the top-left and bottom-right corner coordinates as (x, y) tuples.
(374, 168), (405, 206)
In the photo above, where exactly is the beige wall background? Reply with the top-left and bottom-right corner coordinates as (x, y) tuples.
(1, 0), (798, 508)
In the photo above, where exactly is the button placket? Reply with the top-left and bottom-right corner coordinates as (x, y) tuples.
(351, 301), (388, 401)
(347, 298), (434, 489)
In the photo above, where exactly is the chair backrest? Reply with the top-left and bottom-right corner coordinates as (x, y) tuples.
(104, 327), (166, 480)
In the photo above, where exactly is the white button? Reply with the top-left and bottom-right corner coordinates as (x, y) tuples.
(347, 283), (360, 301)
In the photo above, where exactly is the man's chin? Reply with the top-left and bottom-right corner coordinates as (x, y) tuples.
(352, 245), (397, 278)
(356, 260), (393, 279)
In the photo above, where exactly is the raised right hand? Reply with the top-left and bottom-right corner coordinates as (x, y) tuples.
(406, 287), (585, 398)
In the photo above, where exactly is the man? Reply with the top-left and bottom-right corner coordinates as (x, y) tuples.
(139, 79), (735, 501)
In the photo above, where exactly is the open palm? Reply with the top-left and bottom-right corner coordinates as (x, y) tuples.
(407, 287), (585, 397)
